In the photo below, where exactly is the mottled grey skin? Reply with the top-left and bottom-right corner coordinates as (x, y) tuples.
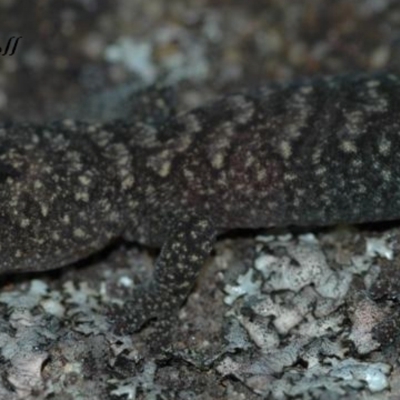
(1, 73), (400, 333)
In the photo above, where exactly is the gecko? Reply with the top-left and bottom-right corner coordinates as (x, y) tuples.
(1, 72), (400, 335)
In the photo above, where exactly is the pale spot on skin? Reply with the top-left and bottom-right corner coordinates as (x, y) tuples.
(189, 255), (199, 262)
(228, 95), (255, 124)
(78, 175), (91, 186)
(378, 137), (391, 156)
(279, 141), (292, 159)
(340, 140), (357, 154)
(319, 180), (328, 189)
(284, 173), (297, 182)
(357, 184), (367, 194)
(73, 228), (86, 239)
(174, 134), (194, 153)
(382, 169), (391, 182)
(345, 111), (366, 136)
(351, 158), (363, 168)
(128, 200), (139, 210)
(34, 180), (43, 190)
(158, 161), (172, 177)
(257, 169), (267, 181)
(97, 130), (114, 147)
(183, 168), (195, 181)
(245, 155), (255, 168)
(181, 113), (202, 134)
(216, 174), (228, 188)
(147, 149), (173, 176)
(145, 185), (155, 196)
(52, 232), (60, 241)
(315, 167), (326, 176)
(109, 143), (129, 158)
(98, 199), (111, 212)
(117, 156), (130, 167)
(75, 192), (90, 202)
(20, 219), (30, 228)
(211, 153), (224, 169)
(122, 175), (135, 189)
(35, 238), (45, 245)
(108, 211), (121, 222)
(41, 205), (49, 217)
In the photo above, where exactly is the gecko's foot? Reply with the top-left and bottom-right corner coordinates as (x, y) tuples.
(107, 215), (215, 347)
(107, 293), (176, 354)
(107, 286), (178, 336)
(107, 290), (156, 335)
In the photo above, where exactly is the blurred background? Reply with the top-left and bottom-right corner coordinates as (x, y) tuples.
(1, 0), (399, 121)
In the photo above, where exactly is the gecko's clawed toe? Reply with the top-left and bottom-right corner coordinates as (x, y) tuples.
(106, 286), (171, 336)
(106, 296), (177, 354)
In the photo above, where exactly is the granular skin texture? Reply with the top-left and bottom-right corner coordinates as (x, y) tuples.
(1, 72), (400, 333)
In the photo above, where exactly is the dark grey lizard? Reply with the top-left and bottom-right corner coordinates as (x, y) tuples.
(1, 72), (399, 334)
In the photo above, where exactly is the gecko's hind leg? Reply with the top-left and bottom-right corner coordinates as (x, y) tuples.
(109, 215), (216, 338)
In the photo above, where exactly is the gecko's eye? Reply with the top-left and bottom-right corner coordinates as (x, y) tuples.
(0, 161), (21, 183)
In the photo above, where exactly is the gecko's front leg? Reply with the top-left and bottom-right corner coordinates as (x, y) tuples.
(110, 215), (216, 337)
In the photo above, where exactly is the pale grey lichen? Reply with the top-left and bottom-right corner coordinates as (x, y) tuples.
(0, 228), (396, 399)
(349, 297), (386, 354)
(219, 231), (394, 398)
(108, 361), (161, 400)
(224, 269), (262, 306)
(0, 279), (49, 310)
(365, 235), (393, 260)
(0, 307), (54, 398)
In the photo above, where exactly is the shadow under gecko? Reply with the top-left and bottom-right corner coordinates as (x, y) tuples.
(0, 72), (399, 337)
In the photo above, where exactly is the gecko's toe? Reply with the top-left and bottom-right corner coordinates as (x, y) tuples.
(106, 299), (176, 354)
(106, 300), (151, 335)
(106, 285), (166, 335)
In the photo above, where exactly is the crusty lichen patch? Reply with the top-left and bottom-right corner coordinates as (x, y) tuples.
(216, 230), (395, 398)
(0, 227), (399, 399)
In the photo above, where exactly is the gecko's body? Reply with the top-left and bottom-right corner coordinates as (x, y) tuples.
(1, 73), (400, 331)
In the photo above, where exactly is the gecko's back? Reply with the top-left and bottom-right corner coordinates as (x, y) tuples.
(144, 73), (400, 234)
(1, 73), (400, 311)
